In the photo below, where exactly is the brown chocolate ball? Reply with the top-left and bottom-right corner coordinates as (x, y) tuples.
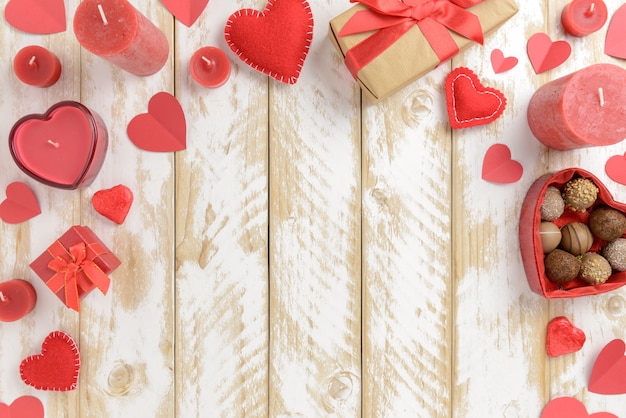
(560, 222), (594, 255)
(579, 252), (612, 285)
(562, 177), (598, 212)
(540, 222), (562, 253)
(602, 238), (626, 271)
(545, 249), (581, 283)
(541, 186), (565, 221)
(589, 206), (626, 241)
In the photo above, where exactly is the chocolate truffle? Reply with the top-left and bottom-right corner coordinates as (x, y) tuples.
(579, 252), (612, 285)
(602, 238), (626, 271)
(589, 206), (626, 241)
(540, 186), (565, 221)
(540, 221), (562, 253)
(560, 222), (594, 255)
(545, 249), (581, 283)
(562, 177), (598, 212)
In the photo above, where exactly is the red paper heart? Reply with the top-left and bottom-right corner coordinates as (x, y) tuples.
(4, 0), (66, 34)
(605, 153), (626, 185)
(546, 316), (586, 357)
(481, 144), (523, 184)
(161, 0), (208, 27)
(0, 182), (41, 224)
(224, 0), (314, 84)
(127, 92), (186, 152)
(490, 49), (518, 74)
(605, 4), (626, 59)
(0, 396), (44, 418)
(527, 33), (571, 74)
(445, 67), (506, 129)
(20, 331), (80, 391)
(541, 397), (617, 418)
(589, 339), (626, 394)
(92, 184), (133, 224)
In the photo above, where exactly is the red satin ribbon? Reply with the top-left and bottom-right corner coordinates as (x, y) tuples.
(338, 0), (484, 78)
(46, 241), (111, 312)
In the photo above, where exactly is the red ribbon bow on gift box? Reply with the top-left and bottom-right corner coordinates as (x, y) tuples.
(338, 0), (484, 77)
(46, 241), (111, 312)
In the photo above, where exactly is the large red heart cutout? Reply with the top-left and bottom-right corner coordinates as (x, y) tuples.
(445, 67), (506, 129)
(0, 182), (41, 224)
(92, 184), (133, 224)
(546, 316), (586, 357)
(4, 0), (66, 34)
(0, 396), (44, 418)
(127, 92), (186, 152)
(605, 152), (626, 186)
(161, 0), (209, 27)
(224, 0), (314, 84)
(482, 144), (523, 184)
(589, 339), (626, 395)
(605, 4), (626, 59)
(541, 397), (617, 418)
(527, 32), (571, 74)
(20, 331), (80, 391)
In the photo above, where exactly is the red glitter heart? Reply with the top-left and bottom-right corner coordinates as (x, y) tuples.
(92, 184), (133, 224)
(546, 316), (586, 357)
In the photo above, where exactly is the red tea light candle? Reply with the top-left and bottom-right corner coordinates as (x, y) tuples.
(527, 63), (626, 150)
(0, 279), (37, 322)
(190, 46), (230, 88)
(73, 0), (169, 76)
(561, 0), (608, 36)
(13, 45), (62, 87)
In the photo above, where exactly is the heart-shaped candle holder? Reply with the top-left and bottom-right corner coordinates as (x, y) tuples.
(520, 168), (626, 298)
(9, 101), (108, 190)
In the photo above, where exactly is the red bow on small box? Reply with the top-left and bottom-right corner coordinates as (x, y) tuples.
(338, 0), (484, 77)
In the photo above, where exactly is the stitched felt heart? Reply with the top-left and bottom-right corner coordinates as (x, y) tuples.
(481, 144), (522, 184)
(606, 153), (626, 185)
(20, 331), (80, 391)
(445, 67), (506, 129)
(490, 49), (518, 74)
(4, 0), (66, 34)
(161, 0), (208, 27)
(545, 316), (585, 357)
(0, 182), (41, 224)
(605, 4), (626, 59)
(589, 339), (626, 394)
(0, 396), (44, 418)
(527, 33), (571, 74)
(92, 184), (133, 224)
(541, 397), (617, 418)
(127, 92), (186, 152)
(224, 0), (314, 84)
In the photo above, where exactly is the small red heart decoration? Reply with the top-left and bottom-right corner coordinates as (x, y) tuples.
(92, 184), (133, 224)
(0, 396), (44, 418)
(4, 0), (66, 34)
(527, 32), (571, 74)
(161, 0), (209, 27)
(20, 331), (80, 391)
(224, 0), (314, 84)
(127, 92), (186, 152)
(605, 153), (626, 186)
(445, 67), (507, 129)
(0, 182), (41, 224)
(490, 49), (518, 74)
(541, 397), (617, 418)
(482, 144), (523, 184)
(589, 339), (626, 395)
(605, 4), (626, 59)
(546, 316), (586, 357)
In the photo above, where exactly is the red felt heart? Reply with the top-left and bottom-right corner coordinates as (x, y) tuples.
(490, 49), (518, 74)
(541, 397), (617, 418)
(20, 331), (80, 391)
(605, 153), (626, 185)
(546, 316), (586, 357)
(92, 184), (133, 224)
(0, 396), (44, 418)
(161, 0), (208, 27)
(127, 92), (186, 152)
(445, 67), (506, 129)
(482, 144), (523, 184)
(527, 32), (571, 74)
(589, 339), (626, 395)
(605, 4), (626, 59)
(224, 0), (314, 84)
(0, 182), (41, 224)
(4, 0), (66, 34)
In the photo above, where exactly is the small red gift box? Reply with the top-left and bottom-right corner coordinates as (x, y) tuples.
(519, 168), (626, 298)
(30, 225), (120, 311)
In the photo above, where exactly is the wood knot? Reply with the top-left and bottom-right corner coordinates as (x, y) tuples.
(105, 361), (134, 396)
(606, 295), (626, 318)
(322, 371), (357, 412)
(402, 89), (433, 126)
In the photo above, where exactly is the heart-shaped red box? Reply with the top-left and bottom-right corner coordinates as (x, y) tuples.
(519, 168), (626, 298)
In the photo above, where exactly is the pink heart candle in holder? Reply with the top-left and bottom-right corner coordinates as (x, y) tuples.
(9, 101), (108, 189)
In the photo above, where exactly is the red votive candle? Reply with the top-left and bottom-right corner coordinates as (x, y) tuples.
(190, 46), (230, 88)
(13, 45), (62, 87)
(73, 0), (169, 76)
(527, 63), (626, 150)
(561, 0), (608, 36)
(0, 279), (37, 322)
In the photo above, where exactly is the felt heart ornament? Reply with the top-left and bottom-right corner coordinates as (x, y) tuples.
(527, 33), (571, 74)
(92, 184), (134, 224)
(490, 49), (518, 74)
(0, 182), (41, 224)
(445, 67), (506, 129)
(589, 339), (626, 394)
(481, 144), (522, 184)
(20, 331), (80, 391)
(4, 0), (66, 34)
(127, 92), (186, 152)
(605, 153), (626, 185)
(161, 0), (208, 27)
(224, 0), (314, 84)
(605, 4), (626, 59)
(0, 396), (44, 418)
(545, 316), (585, 357)
(541, 397), (617, 418)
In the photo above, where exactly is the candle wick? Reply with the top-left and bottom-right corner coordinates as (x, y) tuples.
(48, 139), (60, 148)
(201, 56), (213, 67)
(586, 2), (595, 16)
(599, 87), (605, 107)
(0, 291), (7, 302)
(29, 56), (37, 67)
(98, 4), (109, 25)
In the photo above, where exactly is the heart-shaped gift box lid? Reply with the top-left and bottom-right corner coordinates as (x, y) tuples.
(519, 168), (626, 298)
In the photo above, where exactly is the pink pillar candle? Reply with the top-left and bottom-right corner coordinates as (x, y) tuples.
(190, 46), (230, 88)
(0, 279), (37, 322)
(561, 0), (608, 37)
(73, 0), (169, 76)
(527, 63), (626, 150)
(13, 45), (62, 87)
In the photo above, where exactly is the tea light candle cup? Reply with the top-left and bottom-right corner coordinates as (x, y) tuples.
(13, 45), (62, 87)
(189, 46), (231, 88)
(0, 279), (37, 322)
(561, 0), (608, 36)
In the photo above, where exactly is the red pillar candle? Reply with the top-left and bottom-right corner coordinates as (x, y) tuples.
(561, 0), (608, 36)
(0, 279), (37, 322)
(73, 0), (169, 76)
(190, 46), (231, 88)
(527, 63), (626, 150)
(13, 45), (62, 87)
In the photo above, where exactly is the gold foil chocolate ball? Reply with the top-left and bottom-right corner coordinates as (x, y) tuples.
(560, 222), (594, 255)
(602, 238), (626, 271)
(540, 221), (562, 253)
(589, 206), (626, 241)
(579, 252), (612, 285)
(540, 186), (565, 221)
(562, 177), (599, 212)
(545, 249), (581, 283)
